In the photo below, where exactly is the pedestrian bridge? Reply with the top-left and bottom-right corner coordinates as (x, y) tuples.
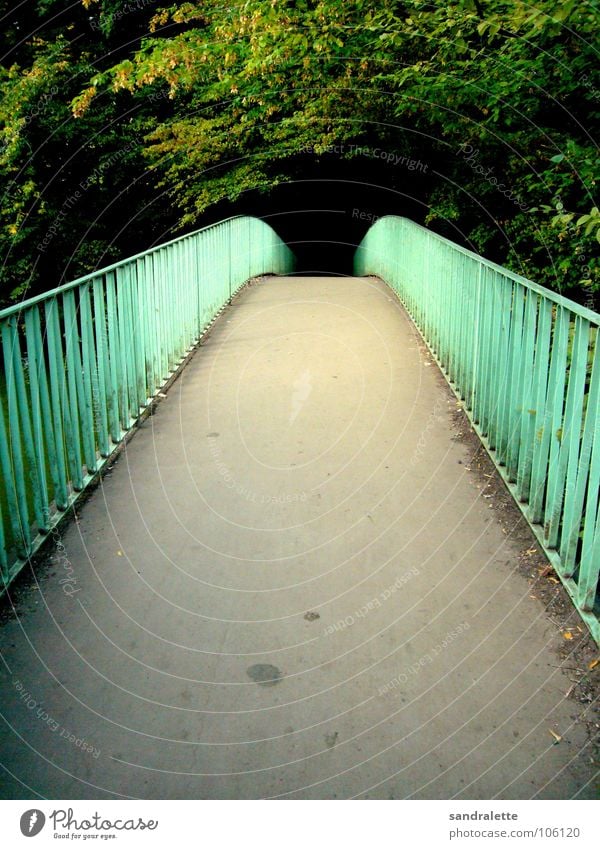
(0, 216), (598, 799)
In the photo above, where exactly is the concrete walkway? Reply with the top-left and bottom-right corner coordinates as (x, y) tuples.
(0, 276), (596, 799)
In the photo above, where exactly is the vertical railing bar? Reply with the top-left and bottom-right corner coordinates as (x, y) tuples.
(23, 308), (50, 528)
(70, 288), (97, 474)
(515, 292), (539, 500)
(79, 283), (101, 470)
(561, 331), (599, 576)
(470, 264), (482, 419)
(137, 256), (153, 402)
(545, 315), (589, 551)
(494, 279), (513, 465)
(531, 307), (569, 525)
(505, 284), (526, 481)
(118, 264), (137, 422)
(1, 321), (32, 554)
(147, 253), (160, 394)
(527, 300), (553, 522)
(160, 248), (170, 377)
(577, 364), (600, 610)
(115, 265), (133, 426)
(105, 270), (122, 442)
(0, 395), (26, 558)
(44, 297), (72, 509)
(62, 291), (85, 490)
(92, 276), (111, 457)
(27, 306), (65, 507)
(4, 316), (46, 530)
(0, 501), (8, 580)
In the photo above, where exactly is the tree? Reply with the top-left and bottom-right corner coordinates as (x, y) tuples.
(0, 1), (597, 304)
(0, 0), (165, 304)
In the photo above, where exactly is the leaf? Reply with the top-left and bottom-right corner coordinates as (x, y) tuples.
(548, 729), (562, 744)
(550, 153), (565, 163)
(562, 631), (573, 640)
(589, 658), (600, 671)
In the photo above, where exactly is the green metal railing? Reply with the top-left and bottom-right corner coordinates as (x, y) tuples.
(355, 216), (600, 643)
(0, 215), (294, 590)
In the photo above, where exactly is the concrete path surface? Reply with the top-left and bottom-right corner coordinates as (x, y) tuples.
(0, 276), (597, 799)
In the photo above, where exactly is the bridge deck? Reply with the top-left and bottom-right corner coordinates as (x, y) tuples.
(0, 276), (595, 799)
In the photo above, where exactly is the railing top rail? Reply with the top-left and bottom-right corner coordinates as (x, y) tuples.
(361, 215), (600, 325)
(0, 214), (247, 321)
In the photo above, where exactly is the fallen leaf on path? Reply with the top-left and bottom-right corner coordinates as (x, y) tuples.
(548, 729), (562, 744)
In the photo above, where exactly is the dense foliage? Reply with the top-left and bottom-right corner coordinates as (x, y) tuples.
(1, 1), (598, 306)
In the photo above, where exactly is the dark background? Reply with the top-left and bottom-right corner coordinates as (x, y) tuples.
(206, 152), (436, 276)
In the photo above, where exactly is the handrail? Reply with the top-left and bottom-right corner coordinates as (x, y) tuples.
(373, 216), (600, 324)
(355, 215), (600, 643)
(0, 216), (294, 590)
(0, 215), (245, 320)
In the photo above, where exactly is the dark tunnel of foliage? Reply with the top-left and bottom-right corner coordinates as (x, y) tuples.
(0, 1), (598, 306)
